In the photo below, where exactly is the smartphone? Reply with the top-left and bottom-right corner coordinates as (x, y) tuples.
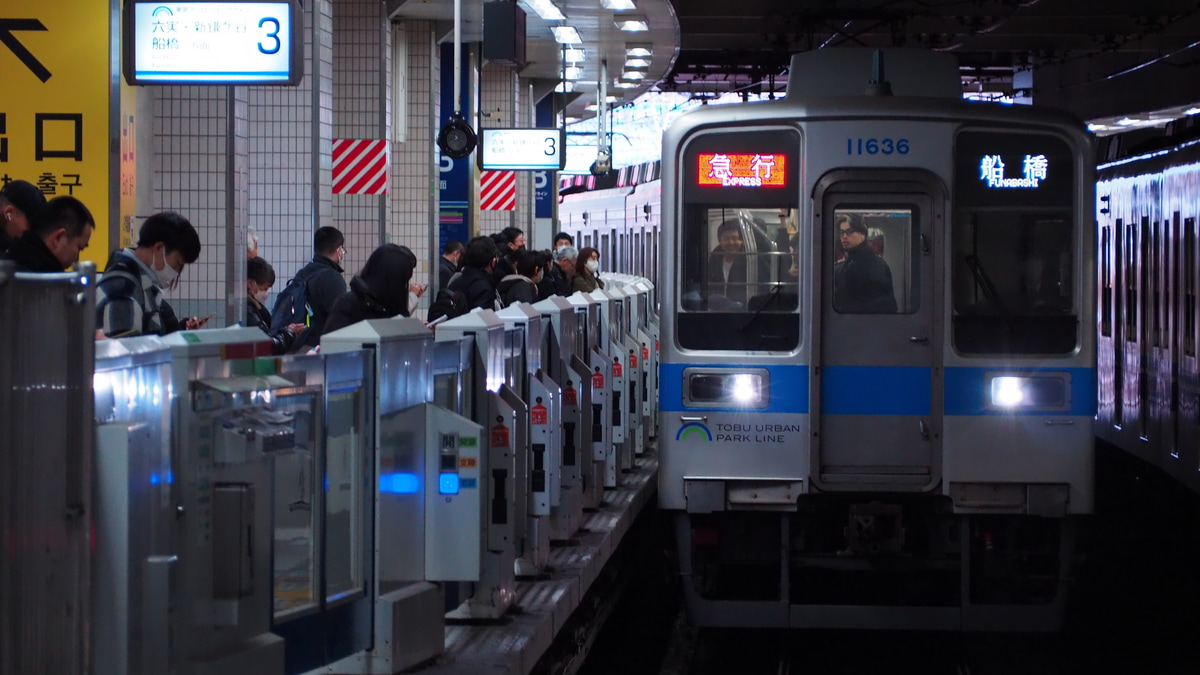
(427, 314), (449, 327)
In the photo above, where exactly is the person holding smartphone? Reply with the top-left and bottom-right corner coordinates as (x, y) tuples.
(96, 211), (205, 338)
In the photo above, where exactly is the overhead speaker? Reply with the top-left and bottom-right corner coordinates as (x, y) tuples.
(482, 2), (526, 67)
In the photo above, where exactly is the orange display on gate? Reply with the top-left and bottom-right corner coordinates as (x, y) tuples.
(697, 153), (787, 188)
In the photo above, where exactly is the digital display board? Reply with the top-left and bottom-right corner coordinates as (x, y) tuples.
(477, 128), (567, 171)
(955, 131), (1074, 208)
(124, 1), (303, 85)
(696, 153), (787, 188)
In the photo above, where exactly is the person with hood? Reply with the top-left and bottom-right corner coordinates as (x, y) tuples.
(322, 243), (417, 335)
(0, 179), (48, 256)
(246, 256), (306, 354)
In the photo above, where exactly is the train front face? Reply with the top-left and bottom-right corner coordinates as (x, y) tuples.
(659, 97), (1095, 631)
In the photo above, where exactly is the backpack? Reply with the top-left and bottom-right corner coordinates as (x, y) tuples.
(270, 267), (313, 332)
(427, 272), (469, 322)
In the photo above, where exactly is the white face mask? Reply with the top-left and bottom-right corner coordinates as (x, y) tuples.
(253, 289), (269, 305)
(586, 259), (599, 273)
(154, 248), (179, 290)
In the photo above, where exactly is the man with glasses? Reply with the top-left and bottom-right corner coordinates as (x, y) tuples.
(96, 211), (205, 337)
(274, 225), (348, 349)
(832, 213), (897, 313)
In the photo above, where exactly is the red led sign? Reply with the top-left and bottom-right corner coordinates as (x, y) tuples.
(697, 153), (786, 188)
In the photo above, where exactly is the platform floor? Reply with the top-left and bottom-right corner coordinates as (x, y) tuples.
(419, 452), (659, 675)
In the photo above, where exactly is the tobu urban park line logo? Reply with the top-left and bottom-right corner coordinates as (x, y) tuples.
(676, 422), (713, 442)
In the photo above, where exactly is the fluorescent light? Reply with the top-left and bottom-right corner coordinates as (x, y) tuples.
(624, 57), (650, 68)
(621, 70), (645, 80)
(614, 15), (648, 31)
(564, 66), (583, 79)
(1187, 107), (1200, 116)
(551, 26), (582, 44)
(563, 48), (585, 62)
(612, 80), (637, 89)
(555, 81), (575, 93)
(521, 0), (565, 21)
(601, 0), (636, 8)
(625, 43), (652, 56)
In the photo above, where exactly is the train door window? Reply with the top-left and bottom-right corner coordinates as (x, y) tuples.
(1152, 217), (1162, 347)
(952, 130), (1077, 355)
(1101, 226), (1112, 338)
(831, 208), (916, 314)
(1125, 222), (1137, 341)
(1186, 217), (1196, 357)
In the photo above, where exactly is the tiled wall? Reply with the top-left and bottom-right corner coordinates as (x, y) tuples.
(389, 21), (439, 307)
(151, 88), (247, 324)
(478, 63), (523, 237)
(333, 0), (387, 281)
(248, 0), (335, 309)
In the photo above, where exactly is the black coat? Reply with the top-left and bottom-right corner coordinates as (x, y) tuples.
(3, 231), (63, 272)
(706, 247), (750, 306)
(498, 274), (538, 307)
(439, 255), (459, 290)
(833, 243), (898, 313)
(451, 266), (500, 311)
(323, 246), (416, 336)
(246, 298), (298, 355)
(291, 255), (347, 348)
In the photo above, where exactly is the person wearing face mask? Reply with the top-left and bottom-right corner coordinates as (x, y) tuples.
(96, 211), (203, 338)
(245, 256), (306, 354)
(491, 226), (526, 285)
(3, 195), (95, 272)
(572, 246), (604, 293)
(553, 231), (574, 253)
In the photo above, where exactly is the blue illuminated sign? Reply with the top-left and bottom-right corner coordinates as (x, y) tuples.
(979, 154), (1048, 189)
(438, 473), (460, 495)
(379, 472), (420, 494)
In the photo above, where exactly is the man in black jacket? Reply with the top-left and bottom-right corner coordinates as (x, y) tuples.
(832, 213), (898, 314)
(439, 239), (464, 290)
(449, 235), (501, 311)
(3, 195), (94, 272)
(277, 226), (348, 349)
(0, 180), (48, 256)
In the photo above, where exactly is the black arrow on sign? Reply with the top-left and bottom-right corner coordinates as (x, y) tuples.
(0, 19), (50, 83)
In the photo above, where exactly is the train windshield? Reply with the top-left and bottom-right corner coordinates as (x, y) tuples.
(677, 206), (800, 350)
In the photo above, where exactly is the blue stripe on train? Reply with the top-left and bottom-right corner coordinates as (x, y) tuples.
(821, 366), (932, 415)
(660, 363), (1096, 417)
(658, 363), (809, 414)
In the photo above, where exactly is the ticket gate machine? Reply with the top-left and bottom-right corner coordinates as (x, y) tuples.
(531, 295), (591, 539)
(93, 337), (175, 675)
(565, 292), (609, 505)
(435, 310), (520, 620)
(606, 285), (644, 461)
(320, 318), (482, 674)
(161, 326), (314, 675)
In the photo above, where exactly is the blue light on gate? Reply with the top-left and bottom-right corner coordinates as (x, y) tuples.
(150, 473), (161, 485)
(379, 472), (420, 494)
(439, 473), (460, 495)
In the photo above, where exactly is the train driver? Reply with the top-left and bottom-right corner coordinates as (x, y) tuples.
(832, 213), (898, 313)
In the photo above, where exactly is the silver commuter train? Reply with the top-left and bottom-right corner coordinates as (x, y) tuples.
(562, 48), (1097, 631)
(1096, 138), (1200, 492)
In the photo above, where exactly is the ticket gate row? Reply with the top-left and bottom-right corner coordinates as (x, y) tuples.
(0, 261), (659, 675)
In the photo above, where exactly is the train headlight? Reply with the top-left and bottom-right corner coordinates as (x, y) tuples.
(987, 374), (1070, 411)
(683, 369), (769, 409)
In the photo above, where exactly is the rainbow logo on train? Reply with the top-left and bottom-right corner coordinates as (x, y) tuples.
(675, 422), (712, 442)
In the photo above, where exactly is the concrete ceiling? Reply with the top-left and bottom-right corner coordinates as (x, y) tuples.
(386, 0), (1200, 133)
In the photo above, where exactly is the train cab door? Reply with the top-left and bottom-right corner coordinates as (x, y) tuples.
(812, 171), (943, 492)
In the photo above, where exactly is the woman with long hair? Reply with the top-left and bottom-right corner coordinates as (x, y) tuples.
(322, 243), (417, 336)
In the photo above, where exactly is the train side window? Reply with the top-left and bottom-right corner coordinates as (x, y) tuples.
(831, 208), (916, 314)
(1186, 217), (1196, 357)
(951, 211), (1076, 354)
(1101, 226), (1112, 338)
(1125, 222), (1137, 341)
